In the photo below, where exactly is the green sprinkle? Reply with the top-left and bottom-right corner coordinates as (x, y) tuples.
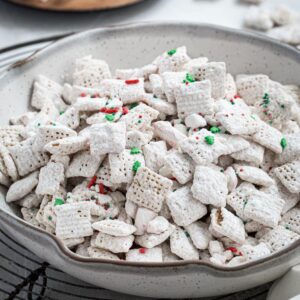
(59, 111), (64, 115)
(220, 169), (224, 173)
(130, 102), (139, 109)
(281, 104), (285, 109)
(285, 225), (291, 230)
(54, 198), (65, 206)
(281, 137), (287, 149)
(37, 123), (41, 127)
(184, 231), (190, 238)
(263, 93), (269, 100)
(167, 49), (177, 56)
(137, 120), (142, 124)
(185, 73), (195, 83)
(105, 114), (114, 122)
(132, 161), (141, 173)
(130, 147), (141, 155)
(250, 115), (256, 120)
(48, 216), (52, 221)
(243, 199), (248, 209)
(153, 95), (157, 99)
(210, 126), (221, 134)
(204, 135), (215, 145)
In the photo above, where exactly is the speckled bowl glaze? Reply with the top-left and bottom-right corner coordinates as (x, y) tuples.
(0, 23), (299, 299)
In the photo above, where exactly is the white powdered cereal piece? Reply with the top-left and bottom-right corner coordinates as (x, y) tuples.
(17, 192), (42, 209)
(33, 124), (77, 152)
(6, 171), (38, 203)
(31, 75), (64, 110)
(73, 56), (111, 88)
(174, 80), (214, 118)
(143, 141), (167, 173)
(164, 151), (194, 184)
(87, 247), (120, 260)
(183, 57), (208, 72)
(134, 207), (157, 235)
(244, 190), (285, 228)
(234, 165), (274, 187)
(208, 240), (224, 256)
(63, 237), (85, 249)
(153, 121), (186, 148)
(170, 226), (199, 260)
(147, 216), (169, 234)
(67, 150), (104, 178)
(0, 145), (18, 181)
(44, 136), (88, 155)
(161, 242), (180, 262)
(225, 73), (237, 99)
(125, 200), (138, 219)
(226, 256), (247, 267)
(62, 84), (103, 104)
(127, 167), (173, 213)
(57, 107), (80, 129)
(224, 166), (238, 192)
(252, 122), (283, 154)
(21, 207), (45, 229)
(191, 166), (228, 207)
(281, 120), (300, 135)
(274, 161), (300, 193)
(89, 122), (126, 156)
(167, 185), (207, 227)
(126, 247), (163, 262)
(73, 97), (108, 111)
(275, 132), (300, 165)
(55, 202), (93, 239)
(120, 103), (159, 131)
(156, 46), (190, 74)
(244, 6), (274, 31)
(94, 232), (134, 253)
(149, 74), (165, 99)
(280, 208), (300, 234)
(119, 78), (145, 104)
(135, 224), (175, 249)
(175, 123), (188, 136)
(50, 155), (70, 170)
(185, 222), (212, 250)
(109, 149), (145, 184)
(216, 111), (259, 135)
(161, 72), (186, 103)
(191, 62), (226, 99)
(227, 182), (256, 220)
(96, 158), (113, 187)
(75, 239), (90, 257)
(10, 112), (37, 127)
(0, 125), (24, 148)
(260, 226), (300, 253)
(36, 162), (64, 195)
(268, 24), (300, 45)
(239, 243), (271, 262)
(117, 208), (132, 225)
(236, 75), (269, 105)
(231, 141), (264, 165)
(92, 219), (136, 237)
(220, 134), (251, 156)
(184, 113), (207, 128)
(210, 253), (227, 265)
(211, 208), (246, 244)
(245, 221), (264, 233)
(126, 129), (153, 149)
(271, 5), (299, 26)
(143, 94), (176, 115)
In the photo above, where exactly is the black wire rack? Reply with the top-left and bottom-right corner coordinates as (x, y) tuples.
(0, 37), (272, 300)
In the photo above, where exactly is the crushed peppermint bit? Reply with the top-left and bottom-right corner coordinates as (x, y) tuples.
(204, 135), (215, 145)
(132, 161), (141, 173)
(130, 147), (141, 155)
(54, 198), (65, 206)
(167, 49), (177, 56)
(280, 137), (287, 149)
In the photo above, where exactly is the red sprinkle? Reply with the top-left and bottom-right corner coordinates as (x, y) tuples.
(122, 107), (129, 115)
(171, 177), (177, 181)
(240, 168), (244, 172)
(139, 248), (146, 254)
(234, 94), (241, 99)
(87, 175), (97, 189)
(103, 203), (110, 210)
(193, 128), (197, 132)
(125, 79), (139, 85)
(80, 92), (87, 97)
(99, 183), (106, 194)
(195, 136), (199, 140)
(226, 247), (242, 255)
(138, 115), (143, 119)
(100, 107), (119, 114)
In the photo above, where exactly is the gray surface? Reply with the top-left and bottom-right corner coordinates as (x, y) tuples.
(0, 0), (299, 49)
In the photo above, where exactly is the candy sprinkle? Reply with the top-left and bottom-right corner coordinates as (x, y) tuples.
(130, 103), (139, 109)
(183, 73), (195, 84)
(99, 183), (106, 194)
(125, 79), (139, 85)
(167, 49), (177, 56)
(122, 107), (129, 115)
(87, 175), (97, 189)
(280, 137), (287, 149)
(54, 198), (65, 206)
(132, 161), (141, 173)
(130, 147), (141, 155)
(105, 114), (115, 122)
(139, 248), (147, 254)
(204, 135), (215, 145)
(210, 126), (221, 134)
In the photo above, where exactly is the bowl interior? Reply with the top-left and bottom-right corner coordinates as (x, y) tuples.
(0, 22), (299, 218)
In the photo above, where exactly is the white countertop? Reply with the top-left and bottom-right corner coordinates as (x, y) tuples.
(0, 0), (299, 49)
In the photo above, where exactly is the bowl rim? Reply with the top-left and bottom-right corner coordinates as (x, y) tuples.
(1, 21), (300, 271)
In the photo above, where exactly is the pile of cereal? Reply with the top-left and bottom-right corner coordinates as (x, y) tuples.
(3, 47), (300, 266)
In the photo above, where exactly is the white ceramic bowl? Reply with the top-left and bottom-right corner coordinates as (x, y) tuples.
(0, 22), (299, 299)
